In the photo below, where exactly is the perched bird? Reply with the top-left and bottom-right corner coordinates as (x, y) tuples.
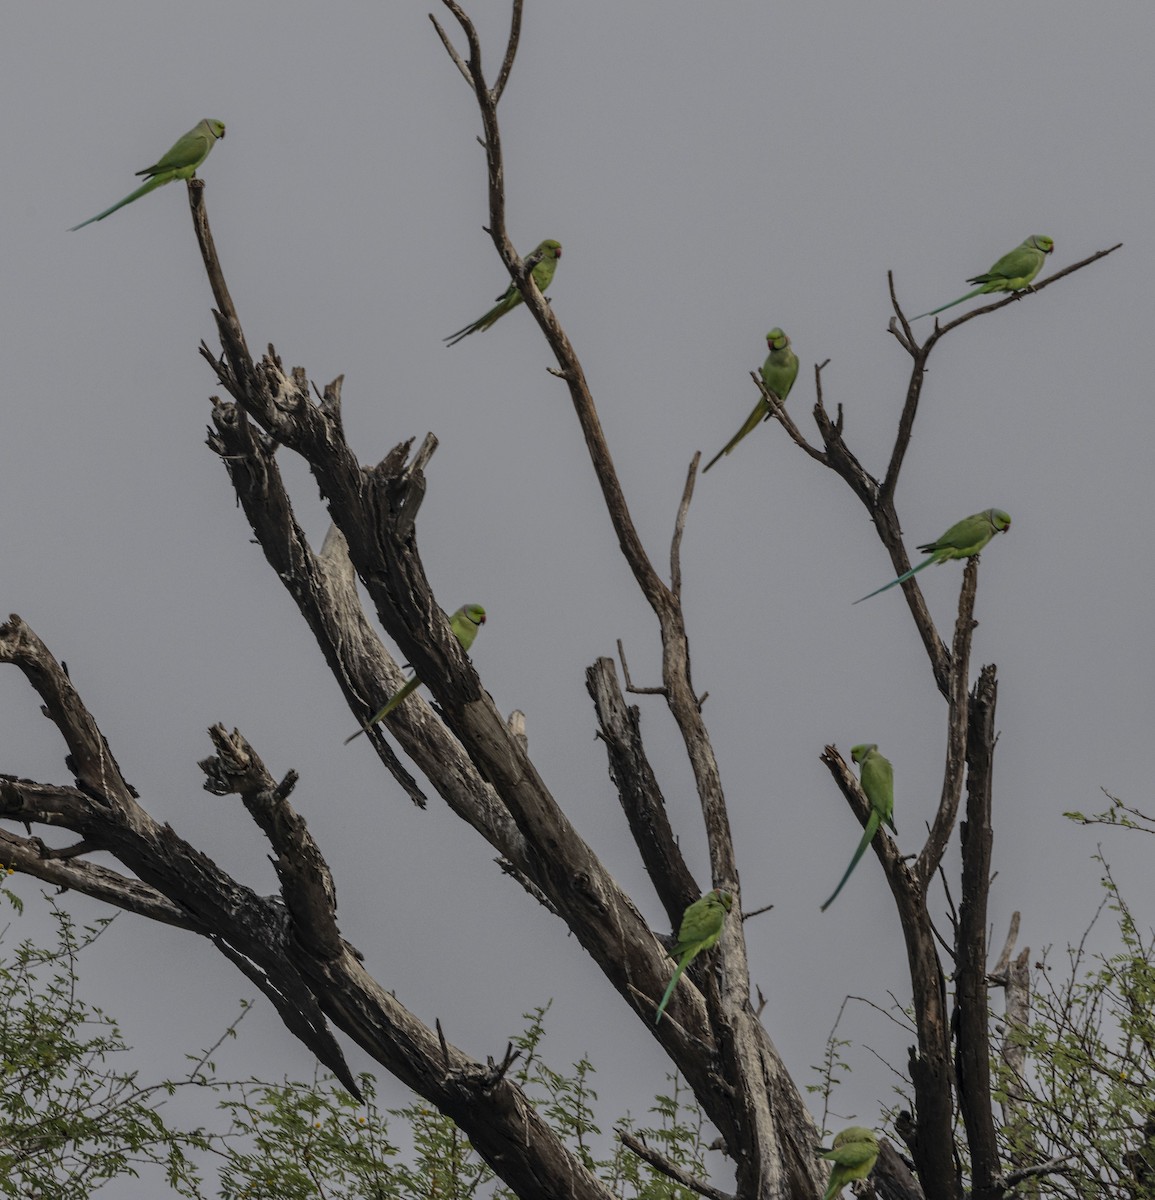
(654, 889), (733, 1026)
(911, 235), (1054, 320)
(444, 239), (562, 345)
(344, 603), (486, 743)
(817, 1127), (880, 1200)
(70, 119), (226, 231)
(852, 508), (1010, 605)
(703, 328), (799, 472)
(821, 745), (896, 912)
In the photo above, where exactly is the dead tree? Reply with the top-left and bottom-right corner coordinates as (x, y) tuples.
(0, 3), (1119, 1197)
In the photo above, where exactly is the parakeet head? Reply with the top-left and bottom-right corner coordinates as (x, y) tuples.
(766, 328), (789, 350)
(461, 604), (487, 627)
(713, 889), (734, 911)
(850, 744), (877, 765)
(538, 239), (562, 260)
(987, 510), (1012, 533)
(1029, 235), (1053, 254)
(833, 1126), (877, 1150)
(204, 119), (226, 140)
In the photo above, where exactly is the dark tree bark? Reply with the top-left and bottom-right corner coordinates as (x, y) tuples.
(0, 4), (1121, 1198)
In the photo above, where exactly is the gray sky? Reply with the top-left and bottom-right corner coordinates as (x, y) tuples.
(2, 0), (1153, 1186)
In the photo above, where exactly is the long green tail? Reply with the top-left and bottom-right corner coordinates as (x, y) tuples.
(344, 675), (421, 744)
(820, 811), (881, 911)
(69, 175), (169, 231)
(654, 949), (695, 1025)
(703, 403), (765, 473)
(852, 554), (936, 605)
(444, 295), (518, 346)
(910, 286), (985, 321)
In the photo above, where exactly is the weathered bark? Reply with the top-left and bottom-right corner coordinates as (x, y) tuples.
(0, 5), (1123, 1198)
(957, 667), (1000, 1198)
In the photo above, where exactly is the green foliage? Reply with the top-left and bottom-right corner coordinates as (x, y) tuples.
(494, 1004), (713, 1200)
(215, 1073), (398, 1200)
(608, 1078), (712, 1200)
(214, 1005), (716, 1200)
(994, 855), (1155, 1198)
(0, 904), (718, 1200)
(1065, 790), (1155, 838)
(387, 1099), (491, 1200)
(0, 898), (210, 1199)
(507, 1002), (601, 1171)
(807, 995), (854, 1124)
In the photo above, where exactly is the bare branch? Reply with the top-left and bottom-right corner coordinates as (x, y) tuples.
(0, 825), (191, 928)
(616, 638), (666, 697)
(670, 457), (697, 598)
(618, 1129), (735, 1200)
(492, 0), (524, 103)
(887, 270), (917, 352)
(200, 725), (343, 963)
(1002, 1154), (1076, 1187)
(752, 369), (827, 463)
(429, 14), (833, 1196)
(955, 665), (999, 1189)
(586, 657), (696, 928)
(871, 1139), (924, 1200)
(916, 560), (979, 883)
(989, 911), (1021, 978)
(428, 12), (470, 85)
(190, 181), (255, 397)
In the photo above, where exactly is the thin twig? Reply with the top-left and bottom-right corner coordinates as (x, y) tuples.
(989, 912), (1021, 980)
(887, 270), (916, 351)
(1002, 1155), (1076, 1187)
(670, 457), (697, 598)
(751, 370), (826, 463)
(492, 0), (524, 102)
(428, 12), (471, 84)
(616, 638), (665, 696)
(617, 1130), (735, 1200)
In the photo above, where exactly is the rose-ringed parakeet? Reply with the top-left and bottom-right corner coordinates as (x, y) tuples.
(817, 1126), (880, 1200)
(852, 508), (1010, 604)
(344, 603), (486, 743)
(911, 235), (1054, 320)
(654, 889), (733, 1025)
(70, 119), (226, 231)
(821, 744), (896, 912)
(444, 239), (562, 345)
(703, 329), (799, 472)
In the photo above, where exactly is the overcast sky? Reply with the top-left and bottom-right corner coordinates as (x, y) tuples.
(2, 1), (1152, 1190)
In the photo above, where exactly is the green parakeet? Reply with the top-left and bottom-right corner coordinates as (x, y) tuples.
(444, 239), (562, 345)
(817, 1126), (879, 1200)
(911, 235), (1054, 320)
(852, 508), (1011, 604)
(821, 744), (896, 912)
(654, 889), (733, 1026)
(70, 119), (226, 231)
(344, 603), (486, 744)
(703, 329), (799, 472)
